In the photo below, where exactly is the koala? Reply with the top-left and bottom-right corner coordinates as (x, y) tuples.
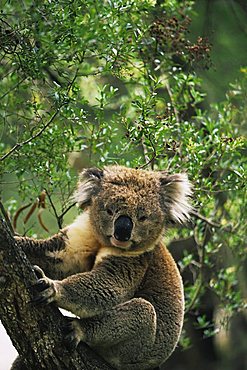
(12, 165), (192, 370)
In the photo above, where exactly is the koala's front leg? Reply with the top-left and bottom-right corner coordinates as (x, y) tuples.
(15, 233), (67, 280)
(32, 254), (150, 318)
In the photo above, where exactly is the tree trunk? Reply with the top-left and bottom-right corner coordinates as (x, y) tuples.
(0, 218), (113, 370)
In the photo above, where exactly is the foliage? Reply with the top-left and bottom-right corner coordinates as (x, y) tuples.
(0, 0), (246, 355)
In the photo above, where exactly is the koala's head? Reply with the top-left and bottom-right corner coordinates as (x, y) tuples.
(74, 166), (192, 253)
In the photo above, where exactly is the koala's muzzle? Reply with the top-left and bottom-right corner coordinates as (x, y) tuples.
(114, 216), (133, 242)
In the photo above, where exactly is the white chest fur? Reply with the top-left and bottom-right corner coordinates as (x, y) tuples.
(47, 212), (100, 274)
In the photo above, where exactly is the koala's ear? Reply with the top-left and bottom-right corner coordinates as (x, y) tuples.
(159, 172), (192, 224)
(73, 168), (104, 208)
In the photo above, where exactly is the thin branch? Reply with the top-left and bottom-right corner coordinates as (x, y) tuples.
(59, 201), (76, 220)
(139, 131), (157, 170)
(44, 189), (62, 229)
(191, 209), (221, 228)
(140, 137), (153, 168)
(0, 76), (26, 100)
(67, 67), (79, 94)
(0, 104), (66, 162)
(185, 276), (203, 314)
(45, 188), (76, 230)
(0, 199), (14, 234)
(185, 224), (209, 313)
(165, 80), (180, 124)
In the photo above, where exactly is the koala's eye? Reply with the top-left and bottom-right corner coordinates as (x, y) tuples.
(106, 208), (114, 216)
(138, 215), (148, 222)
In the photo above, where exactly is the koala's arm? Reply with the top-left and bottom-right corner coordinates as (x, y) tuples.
(33, 253), (150, 318)
(15, 233), (67, 279)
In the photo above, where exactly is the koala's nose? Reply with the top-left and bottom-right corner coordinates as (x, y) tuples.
(114, 216), (133, 242)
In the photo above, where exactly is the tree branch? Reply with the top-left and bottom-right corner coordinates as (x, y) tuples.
(0, 105), (66, 162)
(191, 209), (222, 228)
(185, 225), (211, 313)
(0, 218), (112, 369)
(0, 199), (15, 235)
(0, 77), (27, 100)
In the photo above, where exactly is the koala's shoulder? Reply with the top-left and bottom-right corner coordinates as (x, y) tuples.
(151, 244), (184, 296)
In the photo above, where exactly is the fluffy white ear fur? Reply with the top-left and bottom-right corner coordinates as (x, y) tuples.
(73, 168), (103, 208)
(160, 173), (192, 223)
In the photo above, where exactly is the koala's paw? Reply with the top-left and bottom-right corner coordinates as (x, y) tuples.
(62, 317), (85, 350)
(31, 265), (58, 305)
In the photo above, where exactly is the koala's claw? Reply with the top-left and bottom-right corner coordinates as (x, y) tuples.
(32, 294), (50, 305)
(34, 279), (51, 292)
(62, 317), (84, 350)
(31, 266), (57, 305)
(33, 265), (46, 279)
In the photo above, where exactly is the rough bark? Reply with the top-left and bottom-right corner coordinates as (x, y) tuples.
(0, 218), (112, 370)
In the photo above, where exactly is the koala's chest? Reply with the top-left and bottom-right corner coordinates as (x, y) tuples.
(47, 244), (98, 275)
(47, 216), (101, 275)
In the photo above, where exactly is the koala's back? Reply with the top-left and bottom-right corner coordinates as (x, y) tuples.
(136, 243), (184, 362)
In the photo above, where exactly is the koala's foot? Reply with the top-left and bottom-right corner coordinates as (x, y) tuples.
(31, 265), (58, 305)
(62, 317), (85, 350)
